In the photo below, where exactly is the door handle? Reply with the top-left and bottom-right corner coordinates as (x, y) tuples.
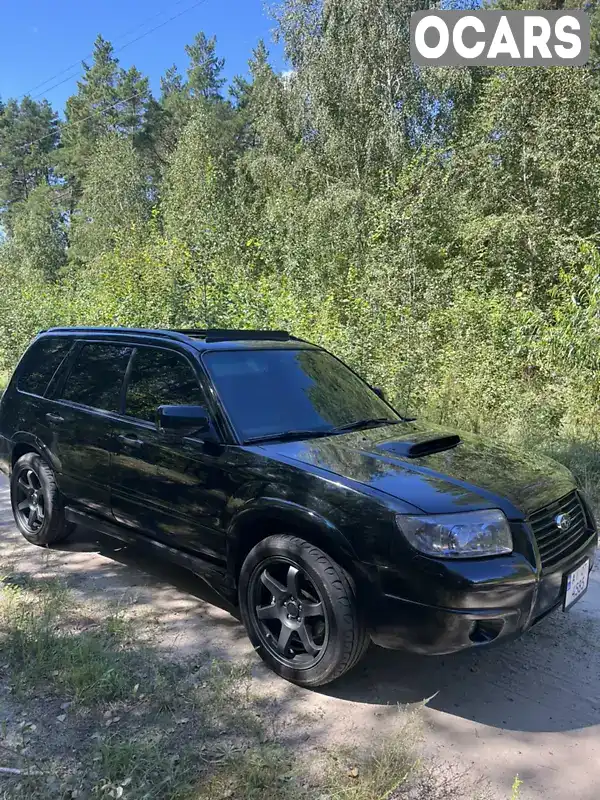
(45, 412), (64, 424)
(117, 434), (144, 448)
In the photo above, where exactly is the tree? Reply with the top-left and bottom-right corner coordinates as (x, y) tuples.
(0, 97), (60, 230)
(185, 33), (226, 101)
(7, 184), (67, 279)
(145, 34), (231, 178)
(71, 132), (150, 261)
(162, 108), (234, 248)
(60, 36), (150, 194)
(273, 0), (437, 188)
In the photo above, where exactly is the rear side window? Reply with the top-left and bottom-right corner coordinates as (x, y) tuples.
(60, 344), (132, 412)
(125, 347), (205, 423)
(17, 338), (72, 396)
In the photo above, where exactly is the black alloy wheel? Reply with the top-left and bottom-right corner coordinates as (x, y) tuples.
(14, 466), (46, 532)
(250, 557), (329, 668)
(239, 534), (369, 687)
(10, 453), (72, 546)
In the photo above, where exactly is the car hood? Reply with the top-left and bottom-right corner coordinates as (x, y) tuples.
(260, 420), (575, 517)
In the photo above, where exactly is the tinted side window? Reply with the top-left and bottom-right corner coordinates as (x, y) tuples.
(61, 344), (132, 412)
(17, 338), (72, 396)
(125, 347), (205, 423)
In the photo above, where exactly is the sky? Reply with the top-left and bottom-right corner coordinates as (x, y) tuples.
(0, 0), (286, 113)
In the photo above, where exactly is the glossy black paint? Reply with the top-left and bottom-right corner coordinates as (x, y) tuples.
(158, 405), (210, 436)
(0, 326), (597, 656)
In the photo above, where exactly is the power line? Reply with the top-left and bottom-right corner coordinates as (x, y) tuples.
(24, 0), (209, 102)
(16, 0), (213, 152)
(18, 90), (143, 151)
(20, 0), (204, 100)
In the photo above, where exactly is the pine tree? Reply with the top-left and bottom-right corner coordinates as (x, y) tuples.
(185, 33), (226, 101)
(60, 35), (150, 194)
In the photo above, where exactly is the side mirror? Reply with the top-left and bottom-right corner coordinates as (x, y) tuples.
(157, 405), (210, 438)
(373, 386), (386, 401)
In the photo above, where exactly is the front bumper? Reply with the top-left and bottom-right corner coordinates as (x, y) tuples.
(368, 530), (597, 654)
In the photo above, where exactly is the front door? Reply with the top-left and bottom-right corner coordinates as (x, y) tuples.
(110, 345), (230, 562)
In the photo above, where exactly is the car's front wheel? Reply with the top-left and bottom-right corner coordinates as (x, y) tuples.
(238, 534), (369, 687)
(10, 453), (73, 546)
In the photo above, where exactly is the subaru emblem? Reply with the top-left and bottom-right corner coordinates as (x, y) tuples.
(555, 513), (572, 531)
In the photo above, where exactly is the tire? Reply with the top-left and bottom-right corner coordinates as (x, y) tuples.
(239, 534), (369, 687)
(10, 453), (73, 546)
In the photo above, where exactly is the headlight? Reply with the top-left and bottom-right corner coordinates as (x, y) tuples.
(396, 509), (513, 558)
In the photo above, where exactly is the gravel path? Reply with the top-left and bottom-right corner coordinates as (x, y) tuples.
(1, 475), (599, 799)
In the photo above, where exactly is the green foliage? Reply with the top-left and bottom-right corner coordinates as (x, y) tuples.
(0, 97), (60, 230)
(511, 774), (523, 800)
(1, 9), (600, 469)
(5, 184), (67, 278)
(185, 32), (226, 101)
(70, 132), (151, 261)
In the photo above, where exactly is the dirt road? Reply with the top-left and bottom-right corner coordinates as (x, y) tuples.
(1, 474), (599, 800)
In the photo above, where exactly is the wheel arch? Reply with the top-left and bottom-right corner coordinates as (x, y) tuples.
(10, 434), (59, 473)
(227, 498), (361, 590)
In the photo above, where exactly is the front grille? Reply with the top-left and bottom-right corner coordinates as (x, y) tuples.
(529, 491), (590, 570)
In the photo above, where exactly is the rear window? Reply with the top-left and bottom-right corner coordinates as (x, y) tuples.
(60, 343), (132, 412)
(17, 337), (72, 396)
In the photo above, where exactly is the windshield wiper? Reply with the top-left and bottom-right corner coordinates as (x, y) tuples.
(245, 417), (398, 444)
(245, 429), (334, 444)
(331, 417), (396, 433)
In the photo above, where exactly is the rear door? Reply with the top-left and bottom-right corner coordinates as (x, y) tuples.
(110, 344), (231, 561)
(0, 336), (74, 475)
(45, 341), (133, 518)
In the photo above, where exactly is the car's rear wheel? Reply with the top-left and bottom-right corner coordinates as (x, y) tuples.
(10, 453), (73, 546)
(239, 534), (369, 687)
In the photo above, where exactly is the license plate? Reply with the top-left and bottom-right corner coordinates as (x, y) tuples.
(564, 559), (590, 611)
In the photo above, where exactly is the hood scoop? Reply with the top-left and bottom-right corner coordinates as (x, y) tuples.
(376, 433), (461, 459)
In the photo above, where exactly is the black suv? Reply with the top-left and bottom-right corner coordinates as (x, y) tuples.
(0, 327), (597, 686)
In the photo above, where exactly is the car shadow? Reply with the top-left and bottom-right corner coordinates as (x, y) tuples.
(52, 524), (239, 618)
(320, 572), (600, 734)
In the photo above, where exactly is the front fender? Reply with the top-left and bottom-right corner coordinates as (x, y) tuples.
(226, 495), (360, 579)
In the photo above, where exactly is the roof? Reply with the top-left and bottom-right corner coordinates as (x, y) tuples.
(40, 326), (318, 352)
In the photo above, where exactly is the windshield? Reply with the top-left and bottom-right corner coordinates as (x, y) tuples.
(203, 348), (400, 443)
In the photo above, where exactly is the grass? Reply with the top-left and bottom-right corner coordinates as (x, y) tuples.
(0, 575), (470, 800)
(0, 577), (145, 704)
(544, 439), (600, 517)
(510, 775), (523, 800)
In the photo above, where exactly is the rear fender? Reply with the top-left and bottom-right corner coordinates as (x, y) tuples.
(10, 432), (60, 474)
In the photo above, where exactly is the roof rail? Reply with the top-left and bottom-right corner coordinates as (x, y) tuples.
(173, 329), (294, 342)
(44, 326), (297, 344)
(45, 326), (192, 343)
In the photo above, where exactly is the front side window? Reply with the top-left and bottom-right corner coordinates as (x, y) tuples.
(204, 348), (399, 442)
(125, 347), (205, 423)
(60, 344), (132, 412)
(17, 338), (72, 396)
